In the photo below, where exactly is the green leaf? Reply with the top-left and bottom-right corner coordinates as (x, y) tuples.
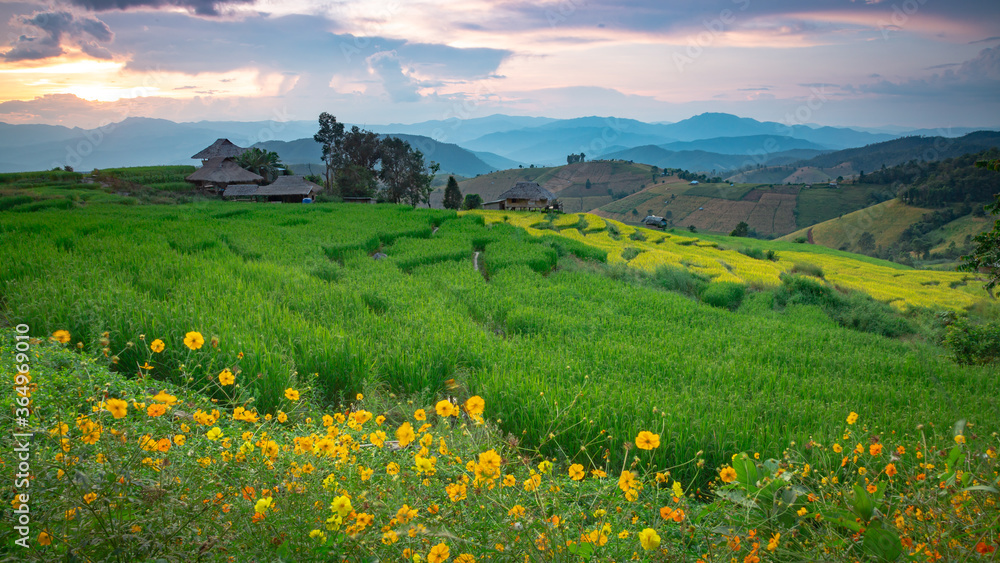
(862, 521), (903, 562)
(733, 454), (759, 492)
(961, 485), (1000, 494)
(852, 484), (874, 523)
(569, 542), (594, 559)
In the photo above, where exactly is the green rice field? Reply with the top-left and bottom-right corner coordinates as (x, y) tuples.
(1, 202), (998, 484)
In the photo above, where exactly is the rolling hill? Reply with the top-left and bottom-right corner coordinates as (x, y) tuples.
(443, 160), (663, 213)
(254, 134), (511, 178)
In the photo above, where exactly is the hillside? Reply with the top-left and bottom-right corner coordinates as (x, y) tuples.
(255, 134), (509, 177)
(781, 199), (932, 249)
(726, 131), (1000, 184)
(445, 160), (663, 212)
(600, 145), (828, 175)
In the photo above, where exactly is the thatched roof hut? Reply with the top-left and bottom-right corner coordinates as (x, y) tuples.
(486, 181), (559, 211)
(222, 184), (259, 199)
(192, 139), (247, 161)
(255, 175), (321, 203)
(186, 157), (263, 189)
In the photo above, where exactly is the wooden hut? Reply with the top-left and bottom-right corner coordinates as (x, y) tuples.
(192, 139), (247, 163)
(486, 181), (560, 211)
(222, 184), (259, 201)
(186, 157), (263, 192)
(254, 175), (321, 203)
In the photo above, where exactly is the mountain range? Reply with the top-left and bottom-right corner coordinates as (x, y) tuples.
(0, 112), (995, 176)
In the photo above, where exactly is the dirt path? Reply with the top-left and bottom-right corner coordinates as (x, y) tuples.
(807, 227), (815, 244)
(473, 251), (480, 272)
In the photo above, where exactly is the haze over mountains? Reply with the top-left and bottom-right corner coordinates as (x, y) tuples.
(0, 112), (996, 177)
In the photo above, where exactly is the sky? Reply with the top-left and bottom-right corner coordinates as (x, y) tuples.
(0, 0), (998, 130)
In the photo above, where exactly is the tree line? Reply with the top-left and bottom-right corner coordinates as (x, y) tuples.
(314, 113), (439, 206)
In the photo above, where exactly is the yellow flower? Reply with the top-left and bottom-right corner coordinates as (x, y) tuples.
(277, 412), (288, 423)
(638, 528), (660, 551)
(833, 443), (843, 453)
(386, 462), (400, 475)
(568, 464), (585, 481)
(254, 497), (273, 514)
(183, 331), (204, 350)
(151, 390), (178, 406)
(537, 460), (552, 474)
(955, 435), (966, 445)
(428, 542), (450, 563)
(52, 330), (71, 343)
(105, 398), (128, 419)
(435, 400), (456, 417)
(83, 492), (97, 504)
(767, 533), (780, 551)
(846, 412), (858, 425)
(672, 480), (684, 498)
(173, 434), (186, 446)
(146, 404), (167, 418)
(455, 555), (476, 563)
(206, 427), (223, 441)
(396, 422), (415, 447)
(330, 495), (353, 518)
(464, 396), (485, 416)
(414, 409), (426, 421)
(797, 507), (808, 516)
(38, 531), (53, 545)
(719, 467), (737, 483)
(635, 431), (660, 450)
(284, 388), (300, 401)
(150, 339), (165, 353)
(218, 369), (235, 386)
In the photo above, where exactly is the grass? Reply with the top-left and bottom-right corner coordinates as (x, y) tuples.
(683, 183), (756, 200)
(4, 333), (998, 561)
(0, 203), (997, 502)
(795, 184), (904, 230)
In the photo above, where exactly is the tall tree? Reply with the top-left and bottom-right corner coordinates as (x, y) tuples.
(337, 126), (382, 198)
(462, 193), (483, 210)
(443, 176), (462, 209)
(379, 137), (412, 204)
(959, 158), (1000, 297)
(314, 112), (345, 191)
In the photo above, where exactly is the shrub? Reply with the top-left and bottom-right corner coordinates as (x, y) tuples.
(621, 247), (642, 261)
(774, 274), (914, 337)
(700, 282), (746, 310)
(629, 230), (647, 242)
(738, 247), (764, 260)
(791, 261), (824, 278)
(944, 319), (1000, 365)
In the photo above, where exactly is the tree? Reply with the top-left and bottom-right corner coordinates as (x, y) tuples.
(959, 158), (1000, 296)
(585, 179), (592, 190)
(379, 137), (439, 206)
(443, 176), (462, 209)
(314, 112), (345, 190)
(236, 147), (285, 183)
(857, 231), (876, 254)
(462, 194), (483, 210)
(730, 221), (749, 237)
(338, 126), (381, 197)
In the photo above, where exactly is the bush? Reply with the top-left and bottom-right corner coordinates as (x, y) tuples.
(621, 247), (642, 261)
(701, 282), (746, 310)
(629, 230), (647, 242)
(774, 274), (914, 337)
(791, 261), (824, 278)
(944, 319), (1000, 365)
(738, 247), (764, 260)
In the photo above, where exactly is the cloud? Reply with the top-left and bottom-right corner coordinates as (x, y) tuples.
(969, 36), (1000, 44)
(366, 51), (421, 102)
(861, 46), (1000, 98)
(3, 10), (115, 61)
(64, 0), (255, 17)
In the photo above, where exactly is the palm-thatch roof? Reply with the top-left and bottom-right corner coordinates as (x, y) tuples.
(222, 184), (259, 198)
(255, 175), (321, 197)
(498, 181), (556, 201)
(192, 139), (247, 160)
(186, 157), (263, 185)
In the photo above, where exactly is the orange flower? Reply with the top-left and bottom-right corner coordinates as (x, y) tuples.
(146, 404), (167, 418)
(885, 463), (898, 477)
(150, 339), (165, 353)
(869, 444), (883, 456)
(52, 330), (71, 343)
(719, 467), (737, 483)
